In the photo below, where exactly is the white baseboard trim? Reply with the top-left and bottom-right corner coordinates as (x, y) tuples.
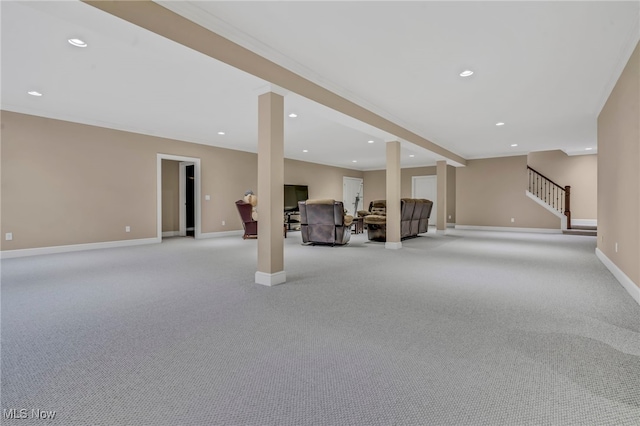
(595, 248), (640, 306)
(162, 231), (181, 237)
(255, 270), (287, 286)
(454, 225), (562, 234)
(198, 230), (244, 239)
(447, 223), (455, 228)
(0, 237), (160, 259)
(572, 219), (597, 227)
(385, 241), (402, 249)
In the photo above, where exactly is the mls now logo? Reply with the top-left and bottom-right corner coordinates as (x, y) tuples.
(3, 408), (56, 420)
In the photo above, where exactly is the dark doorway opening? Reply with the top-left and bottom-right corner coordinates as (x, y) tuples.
(186, 165), (195, 237)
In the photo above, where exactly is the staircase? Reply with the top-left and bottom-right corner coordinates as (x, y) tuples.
(526, 166), (597, 237)
(563, 225), (597, 237)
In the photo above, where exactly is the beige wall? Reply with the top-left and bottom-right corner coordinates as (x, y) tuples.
(1, 111), (361, 251)
(364, 168), (428, 204)
(456, 156), (560, 229)
(363, 165), (456, 221)
(161, 160), (180, 233)
(597, 41), (640, 287)
(2, 111), (154, 249)
(284, 159), (363, 201)
(527, 150), (597, 220)
(362, 170), (386, 205)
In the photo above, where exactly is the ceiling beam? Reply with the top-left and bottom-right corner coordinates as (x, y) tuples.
(83, 0), (467, 166)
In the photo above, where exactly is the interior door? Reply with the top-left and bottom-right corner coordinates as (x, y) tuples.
(185, 165), (195, 236)
(343, 177), (364, 216)
(412, 176), (437, 226)
(179, 161), (196, 237)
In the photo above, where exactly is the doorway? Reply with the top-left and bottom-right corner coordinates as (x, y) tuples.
(412, 175), (437, 226)
(182, 163), (195, 237)
(343, 177), (364, 216)
(157, 154), (201, 240)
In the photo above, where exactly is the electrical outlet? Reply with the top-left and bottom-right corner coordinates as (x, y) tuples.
(125, 226), (131, 233)
(205, 195), (211, 201)
(222, 220), (226, 226)
(511, 218), (515, 223)
(448, 215), (452, 220)
(5, 233), (12, 241)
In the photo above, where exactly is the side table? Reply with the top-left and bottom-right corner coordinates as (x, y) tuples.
(352, 217), (364, 234)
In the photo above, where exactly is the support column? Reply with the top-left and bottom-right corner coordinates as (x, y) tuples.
(386, 141), (402, 249)
(255, 91), (286, 286)
(436, 160), (448, 234)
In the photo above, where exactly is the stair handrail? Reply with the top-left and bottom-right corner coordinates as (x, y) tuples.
(527, 166), (571, 229)
(526, 166), (564, 189)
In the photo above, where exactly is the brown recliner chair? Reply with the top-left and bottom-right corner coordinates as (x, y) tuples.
(235, 200), (257, 239)
(417, 199), (433, 234)
(298, 199), (353, 245)
(400, 198), (417, 238)
(362, 200), (387, 241)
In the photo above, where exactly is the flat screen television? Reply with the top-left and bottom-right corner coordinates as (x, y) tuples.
(284, 184), (309, 212)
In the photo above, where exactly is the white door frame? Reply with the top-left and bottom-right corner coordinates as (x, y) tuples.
(343, 176), (364, 215)
(412, 175), (437, 226)
(157, 154), (201, 240)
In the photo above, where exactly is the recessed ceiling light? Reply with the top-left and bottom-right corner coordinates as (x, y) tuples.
(496, 122), (505, 126)
(585, 147), (593, 151)
(459, 70), (474, 77)
(302, 149), (308, 153)
(511, 144), (518, 147)
(368, 140), (374, 144)
(288, 113), (297, 118)
(352, 160), (357, 163)
(217, 131), (225, 135)
(68, 38), (87, 48)
(409, 154), (415, 158)
(27, 91), (43, 97)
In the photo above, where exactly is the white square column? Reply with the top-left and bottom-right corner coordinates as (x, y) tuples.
(385, 141), (402, 249)
(255, 91), (286, 286)
(436, 160), (448, 234)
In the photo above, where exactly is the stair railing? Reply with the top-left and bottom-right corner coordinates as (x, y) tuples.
(527, 166), (571, 229)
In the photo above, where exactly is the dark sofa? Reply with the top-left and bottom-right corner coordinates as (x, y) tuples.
(363, 198), (433, 241)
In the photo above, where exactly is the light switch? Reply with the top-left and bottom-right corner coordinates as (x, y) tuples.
(205, 195), (211, 201)
(5, 233), (12, 241)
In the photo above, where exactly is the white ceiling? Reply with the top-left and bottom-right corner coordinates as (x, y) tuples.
(2, 1), (639, 170)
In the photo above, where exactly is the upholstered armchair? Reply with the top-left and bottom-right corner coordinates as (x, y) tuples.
(363, 200), (388, 241)
(298, 199), (353, 245)
(235, 200), (258, 239)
